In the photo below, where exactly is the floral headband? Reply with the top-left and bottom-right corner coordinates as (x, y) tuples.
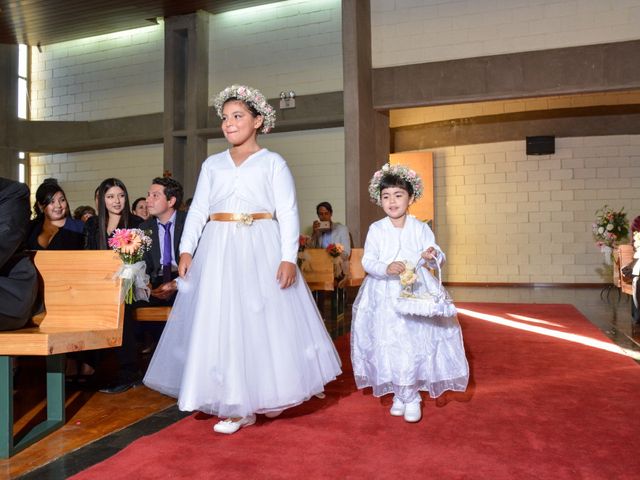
(211, 84), (276, 133)
(368, 163), (424, 206)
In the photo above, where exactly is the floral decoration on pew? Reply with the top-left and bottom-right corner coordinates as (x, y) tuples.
(593, 205), (628, 265)
(326, 243), (347, 280)
(326, 243), (345, 258)
(108, 228), (152, 304)
(297, 235), (312, 271)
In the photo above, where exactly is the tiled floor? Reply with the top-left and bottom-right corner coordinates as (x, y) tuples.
(18, 286), (640, 479)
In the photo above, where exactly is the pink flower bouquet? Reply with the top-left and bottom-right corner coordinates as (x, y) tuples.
(108, 228), (152, 304)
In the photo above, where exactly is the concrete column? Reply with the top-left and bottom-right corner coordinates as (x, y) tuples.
(163, 11), (209, 199)
(0, 45), (19, 180)
(342, 0), (389, 247)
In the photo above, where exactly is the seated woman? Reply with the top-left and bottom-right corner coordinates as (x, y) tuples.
(132, 197), (149, 221)
(27, 179), (84, 251)
(27, 179), (89, 380)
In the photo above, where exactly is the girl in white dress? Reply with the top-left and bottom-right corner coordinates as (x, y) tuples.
(351, 164), (469, 423)
(144, 85), (341, 434)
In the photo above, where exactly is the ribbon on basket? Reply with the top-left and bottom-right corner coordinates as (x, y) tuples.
(395, 256), (456, 318)
(115, 260), (150, 304)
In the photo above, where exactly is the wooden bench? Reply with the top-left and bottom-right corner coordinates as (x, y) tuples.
(616, 244), (634, 295)
(0, 250), (124, 458)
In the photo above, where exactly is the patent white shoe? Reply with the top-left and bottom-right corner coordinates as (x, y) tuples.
(403, 402), (422, 423)
(213, 414), (256, 434)
(390, 397), (405, 417)
(264, 410), (283, 418)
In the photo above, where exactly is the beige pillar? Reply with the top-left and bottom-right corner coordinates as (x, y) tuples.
(342, 0), (390, 246)
(0, 45), (19, 180)
(163, 11), (210, 199)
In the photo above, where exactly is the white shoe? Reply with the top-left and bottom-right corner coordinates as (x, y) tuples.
(404, 402), (422, 423)
(390, 397), (405, 416)
(213, 414), (256, 434)
(264, 410), (283, 418)
(315, 392), (326, 399)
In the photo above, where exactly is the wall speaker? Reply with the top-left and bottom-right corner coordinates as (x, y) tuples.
(526, 136), (555, 155)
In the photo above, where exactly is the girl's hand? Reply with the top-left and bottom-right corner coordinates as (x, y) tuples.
(277, 261), (297, 289)
(421, 247), (437, 261)
(178, 253), (192, 278)
(386, 261), (406, 276)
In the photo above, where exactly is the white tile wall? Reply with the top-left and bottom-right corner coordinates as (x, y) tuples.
(207, 127), (345, 232)
(372, 0), (640, 67)
(31, 25), (164, 121)
(428, 135), (640, 283)
(209, 0), (343, 99)
(30, 144), (164, 212)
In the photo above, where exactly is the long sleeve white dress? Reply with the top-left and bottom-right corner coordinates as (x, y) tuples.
(144, 148), (342, 418)
(351, 215), (468, 401)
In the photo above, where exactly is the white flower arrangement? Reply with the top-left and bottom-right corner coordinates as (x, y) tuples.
(211, 84), (276, 133)
(368, 163), (424, 206)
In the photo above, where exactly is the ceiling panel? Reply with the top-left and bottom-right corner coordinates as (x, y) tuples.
(0, 0), (283, 46)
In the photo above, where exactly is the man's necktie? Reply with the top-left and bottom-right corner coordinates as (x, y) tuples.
(160, 221), (172, 283)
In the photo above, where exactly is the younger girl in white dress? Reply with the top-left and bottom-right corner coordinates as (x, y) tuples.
(351, 164), (469, 423)
(144, 85), (341, 434)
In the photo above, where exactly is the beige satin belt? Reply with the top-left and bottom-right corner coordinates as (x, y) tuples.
(209, 212), (273, 225)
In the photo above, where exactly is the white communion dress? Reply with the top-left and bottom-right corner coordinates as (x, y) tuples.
(144, 149), (342, 418)
(351, 215), (469, 400)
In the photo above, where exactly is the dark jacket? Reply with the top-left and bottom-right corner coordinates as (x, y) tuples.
(0, 178), (38, 330)
(140, 210), (187, 286)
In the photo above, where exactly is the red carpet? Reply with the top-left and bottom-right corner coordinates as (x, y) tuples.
(72, 303), (640, 479)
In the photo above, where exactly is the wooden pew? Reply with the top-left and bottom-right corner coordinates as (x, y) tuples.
(617, 244), (634, 295)
(0, 250), (124, 458)
(342, 248), (365, 288)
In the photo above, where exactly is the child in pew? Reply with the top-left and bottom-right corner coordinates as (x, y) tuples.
(351, 164), (469, 423)
(144, 84), (341, 435)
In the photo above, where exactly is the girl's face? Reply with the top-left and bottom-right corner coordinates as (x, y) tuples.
(133, 200), (149, 219)
(221, 100), (263, 146)
(42, 191), (67, 222)
(104, 186), (126, 216)
(381, 186), (413, 223)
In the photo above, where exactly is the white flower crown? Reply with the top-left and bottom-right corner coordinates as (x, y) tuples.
(368, 163), (424, 206)
(211, 84), (276, 133)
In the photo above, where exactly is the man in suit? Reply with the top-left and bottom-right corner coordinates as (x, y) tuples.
(0, 178), (38, 330)
(100, 176), (185, 394)
(140, 176), (186, 303)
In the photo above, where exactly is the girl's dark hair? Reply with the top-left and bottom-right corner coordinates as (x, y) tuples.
(379, 173), (414, 198)
(33, 179), (70, 221)
(223, 97), (260, 118)
(73, 205), (96, 221)
(131, 197), (146, 213)
(96, 178), (132, 250)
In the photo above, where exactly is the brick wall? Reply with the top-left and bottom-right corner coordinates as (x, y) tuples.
(209, 0), (343, 98)
(31, 25), (164, 121)
(207, 127), (345, 232)
(426, 135), (640, 283)
(371, 0), (640, 68)
(30, 144), (163, 213)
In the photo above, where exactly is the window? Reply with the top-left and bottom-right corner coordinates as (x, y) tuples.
(18, 152), (26, 183)
(17, 44), (28, 119)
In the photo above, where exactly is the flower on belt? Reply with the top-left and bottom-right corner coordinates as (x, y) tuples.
(238, 213), (254, 226)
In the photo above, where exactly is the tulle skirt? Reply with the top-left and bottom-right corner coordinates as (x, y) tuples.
(144, 214), (341, 418)
(351, 272), (469, 399)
